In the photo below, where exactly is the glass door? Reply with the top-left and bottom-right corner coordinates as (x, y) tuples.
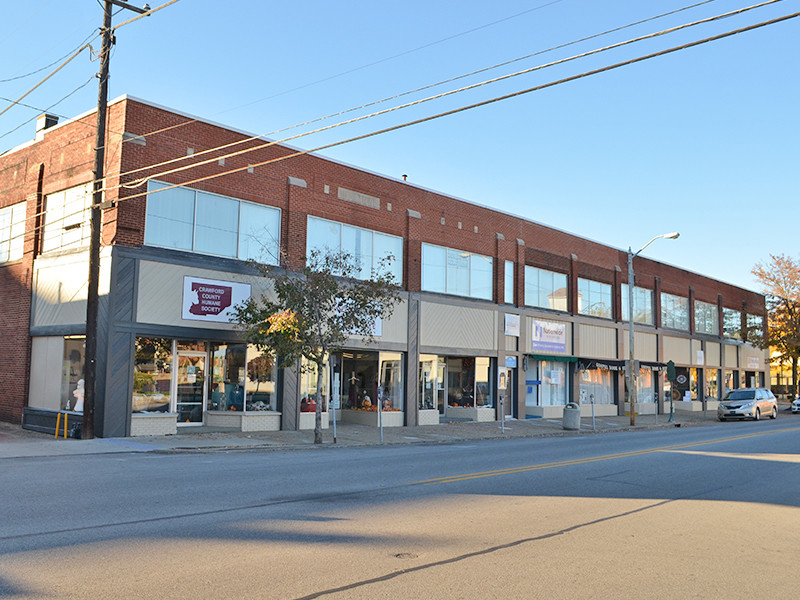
(176, 352), (206, 425)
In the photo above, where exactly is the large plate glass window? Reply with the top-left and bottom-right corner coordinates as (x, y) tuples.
(694, 300), (719, 335)
(525, 266), (568, 311)
(421, 242), (493, 300)
(133, 338), (172, 413)
(61, 336), (86, 411)
(306, 216), (402, 283)
(0, 201), (26, 262)
(661, 293), (689, 330)
(578, 278), (612, 318)
(42, 183), (93, 253)
(621, 284), (654, 324)
(145, 181), (281, 263)
(195, 191), (238, 257)
(722, 308), (742, 339)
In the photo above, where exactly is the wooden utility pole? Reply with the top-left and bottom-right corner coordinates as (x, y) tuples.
(83, 0), (149, 439)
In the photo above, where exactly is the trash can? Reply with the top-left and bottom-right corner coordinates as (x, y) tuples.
(563, 402), (581, 431)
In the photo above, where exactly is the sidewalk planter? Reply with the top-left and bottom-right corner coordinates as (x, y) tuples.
(445, 406), (495, 422)
(417, 409), (440, 426)
(299, 410), (329, 430)
(130, 412), (177, 437)
(205, 411), (281, 432)
(339, 409), (404, 427)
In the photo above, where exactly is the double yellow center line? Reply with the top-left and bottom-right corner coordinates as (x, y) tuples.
(411, 426), (800, 485)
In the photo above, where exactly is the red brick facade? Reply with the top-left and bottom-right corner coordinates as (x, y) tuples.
(0, 96), (766, 425)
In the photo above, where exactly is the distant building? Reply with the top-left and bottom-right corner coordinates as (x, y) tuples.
(0, 96), (768, 437)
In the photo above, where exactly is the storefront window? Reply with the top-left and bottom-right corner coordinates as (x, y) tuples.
(690, 368), (700, 400)
(638, 369), (655, 403)
(209, 344), (246, 411)
(340, 351), (405, 412)
(419, 354), (445, 412)
(301, 356), (330, 412)
(579, 367), (614, 404)
(61, 336), (86, 411)
(133, 337), (171, 413)
(245, 347), (277, 411)
(723, 369), (736, 393)
(527, 360), (568, 406)
(446, 357), (493, 408)
(378, 352), (403, 412)
(705, 368), (719, 400)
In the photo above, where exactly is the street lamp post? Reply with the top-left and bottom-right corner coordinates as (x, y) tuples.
(627, 232), (679, 426)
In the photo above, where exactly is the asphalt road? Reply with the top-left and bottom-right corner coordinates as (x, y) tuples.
(2, 420), (799, 599)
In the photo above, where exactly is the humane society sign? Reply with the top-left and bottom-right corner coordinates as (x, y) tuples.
(182, 276), (251, 323)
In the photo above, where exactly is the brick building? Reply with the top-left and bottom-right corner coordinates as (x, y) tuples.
(0, 96), (768, 437)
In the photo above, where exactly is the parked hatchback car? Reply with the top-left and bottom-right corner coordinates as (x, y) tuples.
(792, 397), (800, 414)
(717, 388), (777, 421)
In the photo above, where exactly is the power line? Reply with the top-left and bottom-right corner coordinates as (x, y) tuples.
(108, 0), (785, 194)
(0, 42), (95, 119)
(0, 30), (99, 83)
(0, 75), (96, 142)
(94, 10), (800, 214)
(5, 5), (796, 248)
(106, 0), (728, 181)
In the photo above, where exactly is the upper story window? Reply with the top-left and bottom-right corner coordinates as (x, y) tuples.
(746, 313), (764, 344)
(306, 216), (403, 283)
(722, 307), (742, 340)
(578, 278), (612, 318)
(504, 260), (514, 304)
(0, 201), (26, 262)
(525, 266), (567, 311)
(621, 284), (654, 324)
(42, 183), (93, 253)
(421, 243), (493, 300)
(145, 180), (281, 264)
(661, 292), (689, 330)
(695, 300), (719, 335)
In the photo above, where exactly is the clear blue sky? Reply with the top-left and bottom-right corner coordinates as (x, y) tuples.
(1, 1), (797, 292)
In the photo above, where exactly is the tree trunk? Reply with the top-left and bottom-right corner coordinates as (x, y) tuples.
(313, 360), (324, 444)
(792, 356), (798, 399)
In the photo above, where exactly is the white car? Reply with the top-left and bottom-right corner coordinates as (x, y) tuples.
(792, 397), (800, 414)
(717, 388), (777, 421)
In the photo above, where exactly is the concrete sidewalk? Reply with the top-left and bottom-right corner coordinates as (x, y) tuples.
(0, 407), (735, 459)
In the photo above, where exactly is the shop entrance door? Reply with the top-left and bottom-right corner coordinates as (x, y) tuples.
(176, 352), (207, 425)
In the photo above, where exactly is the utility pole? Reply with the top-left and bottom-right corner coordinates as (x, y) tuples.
(83, 0), (149, 439)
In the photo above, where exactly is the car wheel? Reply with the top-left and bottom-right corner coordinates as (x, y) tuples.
(718, 417), (726, 422)
(771, 407), (777, 419)
(754, 408), (760, 421)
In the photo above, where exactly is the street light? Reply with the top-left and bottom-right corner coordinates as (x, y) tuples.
(628, 231), (679, 426)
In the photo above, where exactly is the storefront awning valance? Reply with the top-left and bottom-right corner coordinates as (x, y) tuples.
(640, 361), (667, 372)
(577, 359), (667, 372)
(578, 359), (625, 371)
(529, 354), (578, 363)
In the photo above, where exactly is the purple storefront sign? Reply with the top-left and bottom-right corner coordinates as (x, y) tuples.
(531, 319), (567, 354)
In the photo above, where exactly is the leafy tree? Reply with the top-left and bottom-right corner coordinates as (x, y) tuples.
(751, 254), (800, 396)
(234, 249), (401, 443)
